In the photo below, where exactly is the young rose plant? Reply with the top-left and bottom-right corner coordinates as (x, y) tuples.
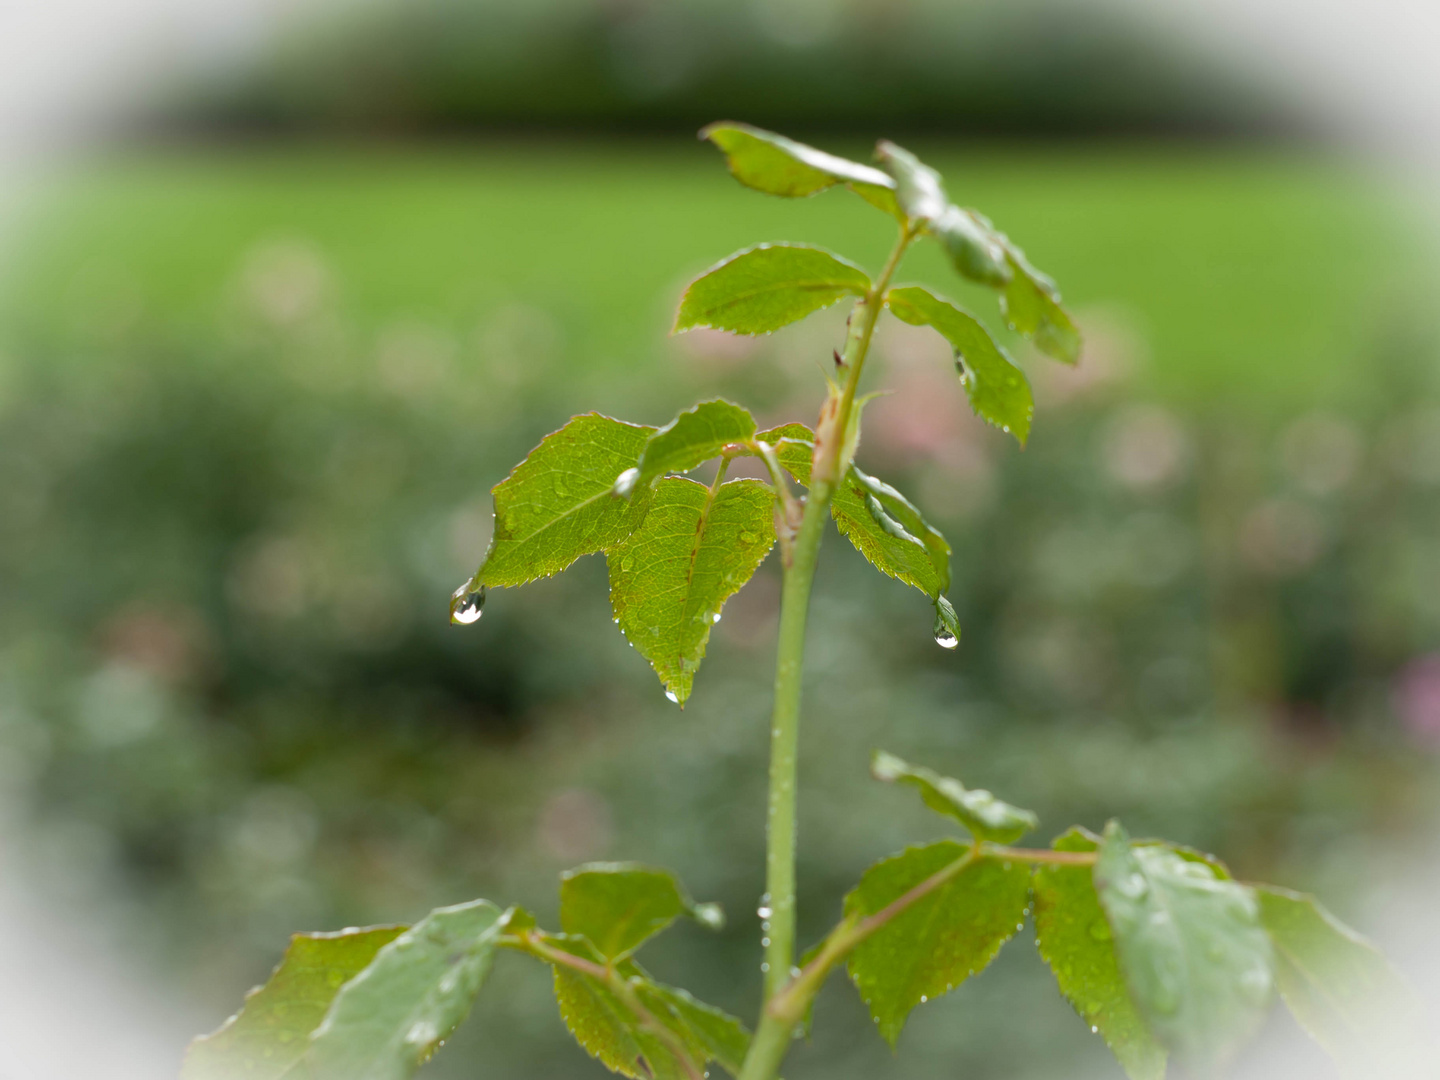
(185, 124), (1420, 1080)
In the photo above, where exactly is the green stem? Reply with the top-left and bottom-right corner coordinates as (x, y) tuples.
(740, 225), (914, 1080)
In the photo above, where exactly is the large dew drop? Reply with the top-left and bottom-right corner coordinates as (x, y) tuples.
(934, 627), (959, 649)
(450, 582), (487, 625)
(664, 689), (680, 704)
(613, 467), (641, 499)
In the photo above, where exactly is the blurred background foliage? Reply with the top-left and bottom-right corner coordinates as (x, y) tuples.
(1, 1), (1439, 1078)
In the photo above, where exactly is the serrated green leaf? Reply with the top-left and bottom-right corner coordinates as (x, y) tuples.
(639, 983), (751, 1077)
(542, 937), (742, 1080)
(1095, 822), (1274, 1073)
(845, 842), (1030, 1046)
(674, 243), (870, 336)
(870, 750), (1037, 844)
(1256, 885), (1424, 1070)
(886, 285), (1034, 445)
(306, 899), (504, 1080)
(636, 400), (757, 485)
(850, 465), (952, 592)
(560, 863), (720, 961)
(997, 235), (1082, 364)
(183, 926), (406, 1080)
(608, 477), (775, 705)
(1033, 828), (1167, 1080)
(700, 121), (901, 218)
(476, 414), (655, 588)
(832, 469), (943, 599)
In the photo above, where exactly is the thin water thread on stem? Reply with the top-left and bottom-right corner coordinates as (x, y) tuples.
(741, 224), (915, 1080)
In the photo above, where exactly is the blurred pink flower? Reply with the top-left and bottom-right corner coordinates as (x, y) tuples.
(1396, 654), (1440, 743)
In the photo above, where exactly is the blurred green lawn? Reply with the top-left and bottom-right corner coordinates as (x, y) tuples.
(3, 141), (1430, 408)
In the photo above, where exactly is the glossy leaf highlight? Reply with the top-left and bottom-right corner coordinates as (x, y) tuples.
(183, 926), (406, 1080)
(1095, 823), (1274, 1072)
(701, 121), (901, 218)
(1032, 828), (1166, 1080)
(636, 400), (757, 485)
(871, 750), (1037, 844)
(608, 477), (775, 704)
(306, 899), (504, 1080)
(674, 243), (870, 336)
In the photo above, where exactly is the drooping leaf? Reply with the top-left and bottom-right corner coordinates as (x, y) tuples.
(183, 926), (406, 1080)
(832, 469), (943, 600)
(996, 233), (1082, 364)
(1095, 822), (1274, 1072)
(1032, 828), (1167, 1080)
(560, 863), (722, 962)
(874, 143), (1009, 285)
(476, 414), (655, 588)
(674, 243), (870, 336)
(875, 141), (947, 223)
(931, 205), (1012, 287)
(607, 477), (775, 704)
(1256, 885), (1424, 1069)
(886, 285), (1034, 445)
(636, 400), (757, 485)
(639, 983), (752, 1077)
(306, 899), (505, 1080)
(542, 937), (741, 1080)
(870, 750), (1037, 844)
(845, 842), (1030, 1046)
(701, 121), (901, 218)
(850, 465), (951, 592)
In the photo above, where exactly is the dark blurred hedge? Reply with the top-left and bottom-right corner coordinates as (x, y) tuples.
(168, 0), (1286, 137)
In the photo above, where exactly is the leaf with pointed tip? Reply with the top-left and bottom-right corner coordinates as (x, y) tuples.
(476, 414), (655, 588)
(997, 236), (1082, 364)
(1256, 885), (1424, 1069)
(1095, 823), (1274, 1073)
(183, 926), (406, 1080)
(674, 243), (870, 336)
(886, 285), (1034, 445)
(542, 937), (745, 1080)
(870, 751), (1037, 844)
(306, 900), (504, 1080)
(607, 478), (775, 705)
(845, 842), (1030, 1046)
(560, 863), (722, 962)
(700, 121), (901, 219)
(1033, 828), (1167, 1080)
(636, 400), (757, 485)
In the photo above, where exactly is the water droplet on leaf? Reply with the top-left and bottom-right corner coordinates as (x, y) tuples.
(934, 628), (959, 649)
(664, 689), (679, 704)
(613, 467), (641, 499)
(450, 582), (486, 625)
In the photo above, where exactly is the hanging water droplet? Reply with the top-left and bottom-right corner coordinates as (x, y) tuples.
(919, 995), (927, 1003)
(1090, 1025), (1099, 1034)
(613, 467), (641, 499)
(757, 902), (773, 920)
(450, 582), (486, 625)
(664, 689), (679, 704)
(711, 611), (722, 624)
(934, 627), (959, 649)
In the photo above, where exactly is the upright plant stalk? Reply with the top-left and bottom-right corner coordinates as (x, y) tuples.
(745, 227), (913, 1080)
